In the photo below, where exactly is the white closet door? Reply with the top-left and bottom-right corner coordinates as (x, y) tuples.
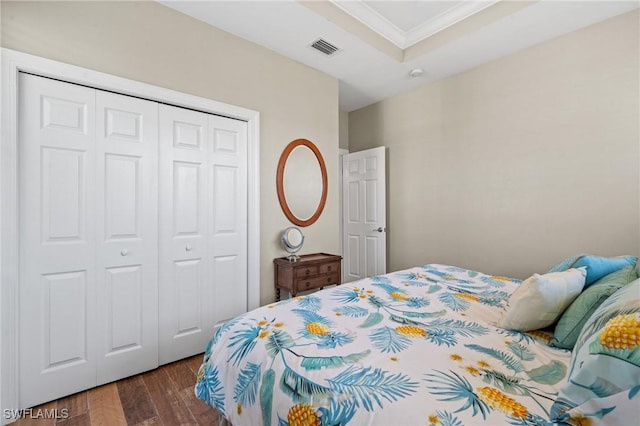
(209, 115), (248, 325)
(158, 108), (248, 363)
(158, 105), (211, 364)
(95, 91), (159, 384)
(19, 74), (98, 408)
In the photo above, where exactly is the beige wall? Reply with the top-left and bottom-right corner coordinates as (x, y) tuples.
(1, 1), (340, 305)
(349, 10), (640, 279)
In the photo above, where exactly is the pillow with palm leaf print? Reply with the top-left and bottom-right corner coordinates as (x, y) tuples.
(551, 279), (640, 424)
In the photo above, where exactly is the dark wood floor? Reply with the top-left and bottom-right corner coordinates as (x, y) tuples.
(13, 355), (220, 426)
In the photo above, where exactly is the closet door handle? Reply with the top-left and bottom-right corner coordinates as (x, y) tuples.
(120, 249), (129, 256)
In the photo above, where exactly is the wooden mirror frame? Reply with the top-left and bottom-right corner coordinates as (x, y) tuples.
(276, 139), (328, 227)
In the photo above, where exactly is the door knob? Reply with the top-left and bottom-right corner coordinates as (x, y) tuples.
(120, 249), (129, 256)
(372, 227), (385, 233)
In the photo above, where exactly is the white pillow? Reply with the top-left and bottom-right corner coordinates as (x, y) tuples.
(496, 268), (586, 331)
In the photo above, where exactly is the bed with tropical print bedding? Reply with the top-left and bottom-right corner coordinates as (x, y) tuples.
(194, 264), (577, 426)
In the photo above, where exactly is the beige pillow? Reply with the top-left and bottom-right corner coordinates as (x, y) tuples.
(496, 268), (586, 331)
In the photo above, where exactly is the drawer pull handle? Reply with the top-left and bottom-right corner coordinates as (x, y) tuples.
(327, 266), (332, 271)
(185, 245), (192, 251)
(327, 277), (332, 283)
(305, 282), (311, 288)
(305, 269), (310, 276)
(120, 249), (129, 256)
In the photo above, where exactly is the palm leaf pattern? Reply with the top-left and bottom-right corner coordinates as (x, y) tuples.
(465, 344), (525, 373)
(234, 362), (262, 407)
(370, 326), (411, 353)
(425, 370), (489, 419)
(327, 366), (419, 411)
(371, 275), (393, 285)
(195, 364), (225, 415)
(227, 323), (261, 366)
(314, 331), (355, 349)
(331, 286), (363, 303)
(439, 292), (471, 311)
(393, 272), (423, 281)
(280, 366), (332, 402)
(292, 308), (333, 327)
(211, 315), (242, 346)
(297, 295), (322, 311)
(429, 410), (465, 426)
(428, 319), (489, 338)
(333, 305), (369, 318)
(265, 329), (296, 358)
(498, 329), (537, 345)
(507, 342), (536, 361)
(195, 264), (600, 425)
(299, 350), (371, 371)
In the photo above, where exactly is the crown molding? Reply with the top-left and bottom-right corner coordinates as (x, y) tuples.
(405, 1), (499, 47)
(331, 0), (500, 49)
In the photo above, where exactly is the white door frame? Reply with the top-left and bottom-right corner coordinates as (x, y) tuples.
(0, 48), (261, 418)
(338, 148), (349, 283)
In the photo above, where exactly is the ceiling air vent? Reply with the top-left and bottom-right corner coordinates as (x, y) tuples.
(310, 38), (340, 56)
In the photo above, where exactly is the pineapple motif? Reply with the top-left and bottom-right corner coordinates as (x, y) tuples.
(454, 293), (479, 302)
(477, 387), (528, 418)
(305, 322), (330, 336)
(390, 291), (410, 301)
(566, 413), (593, 426)
(396, 325), (427, 338)
(465, 366), (480, 375)
(287, 403), (321, 426)
(526, 330), (553, 343)
(599, 314), (639, 350)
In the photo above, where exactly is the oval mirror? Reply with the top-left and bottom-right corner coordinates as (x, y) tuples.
(276, 139), (328, 227)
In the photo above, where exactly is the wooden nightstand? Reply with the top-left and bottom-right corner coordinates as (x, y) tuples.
(274, 253), (342, 301)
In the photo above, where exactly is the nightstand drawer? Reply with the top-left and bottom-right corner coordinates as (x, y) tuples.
(296, 273), (339, 291)
(319, 261), (340, 274)
(295, 266), (318, 278)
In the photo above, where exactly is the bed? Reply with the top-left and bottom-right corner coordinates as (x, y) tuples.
(195, 263), (640, 426)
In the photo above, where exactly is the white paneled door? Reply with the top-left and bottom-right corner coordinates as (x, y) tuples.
(95, 91), (159, 385)
(19, 74), (160, 407)
(19, 73), (99, 409)
(342, 147), (386, 282)
(158, 106), (248, 364)
(18, 73), (249, 408)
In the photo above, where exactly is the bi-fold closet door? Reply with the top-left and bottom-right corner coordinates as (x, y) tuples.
(158, 104), (248, 365)
(18, 73), (248, 409)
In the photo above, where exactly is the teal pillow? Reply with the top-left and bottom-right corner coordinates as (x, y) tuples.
(550, 265), (638, 349)
(548, 254), (638, 287)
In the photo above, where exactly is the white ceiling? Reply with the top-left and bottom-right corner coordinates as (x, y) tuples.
(159, 0), (638, 112)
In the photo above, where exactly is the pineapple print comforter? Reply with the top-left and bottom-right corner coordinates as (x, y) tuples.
(195, 264), (578, 425)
